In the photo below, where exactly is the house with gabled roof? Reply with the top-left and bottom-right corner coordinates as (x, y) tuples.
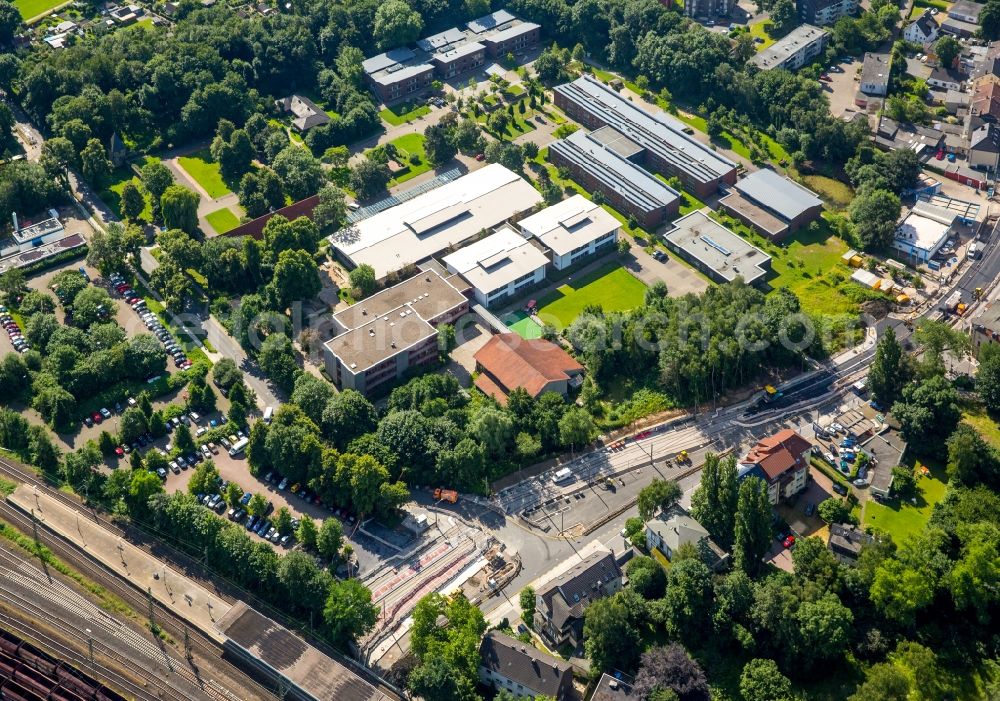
(738, 428), (812, 504)
(533, 549), (622, 649)
(473, 334), (584, 405)
(478, 630), (574, 699)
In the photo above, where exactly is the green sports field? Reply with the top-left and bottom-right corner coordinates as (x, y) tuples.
(15, 0), (65, 20)
(536, 264), (647, 329)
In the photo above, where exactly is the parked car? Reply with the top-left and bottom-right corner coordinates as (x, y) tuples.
(783, 535), (796, 548)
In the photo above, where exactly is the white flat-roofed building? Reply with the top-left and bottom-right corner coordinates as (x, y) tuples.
(328, 164), (543, 282)
(751, 24), (830, 71)
(664, 211), (772, 286)
(892, 201), (958, 264)
(518, 195), (621, 270)
(443, 226), (548, 307)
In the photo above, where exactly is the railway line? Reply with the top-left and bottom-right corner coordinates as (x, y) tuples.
(0, 457), (277, 701)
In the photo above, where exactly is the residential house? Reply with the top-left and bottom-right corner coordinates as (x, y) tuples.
(972, 77), (1000, 122)
(904, 8), (939, 44)
(827, 523), (875, 565)
(738, 429), (812, 504)
(685, 0), (730, 19)
(750, 24), (830, 71)
(860, 52), (891, 96)
(274, 95), (331, 132)
(534, 549), (622, 649)
(478, 631), (574, 700)
(969, 122), (1000, 170)
(473, 334), (584, 405)
(797, 0), (858, 26)
(928, 66), (966, 91)
(645, 505), (729, 571)
(873, 117), (943, 156)
(592, 674), (634, 701)
(971, 301), (1000, 357)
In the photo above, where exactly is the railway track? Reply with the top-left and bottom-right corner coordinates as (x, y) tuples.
(0, 459), (277, 701)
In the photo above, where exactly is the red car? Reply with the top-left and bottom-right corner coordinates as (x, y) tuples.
(475, 153), (485, 161)
(91, 411), (103, 424)
(935, 150), (945, 160)
(114, 446), (125, 458)
(783, 535), (796, 549)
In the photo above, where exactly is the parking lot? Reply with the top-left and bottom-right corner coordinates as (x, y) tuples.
(824, 57), (864, 120)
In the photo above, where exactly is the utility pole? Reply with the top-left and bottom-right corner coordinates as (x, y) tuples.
(184, 627), (191, 659)
(147, 586), (155, 630)
(86, 628), (93, 667)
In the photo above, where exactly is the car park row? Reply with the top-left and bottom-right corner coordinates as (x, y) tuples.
(108, 272), (193, 371)
(0, 305), (30, 353)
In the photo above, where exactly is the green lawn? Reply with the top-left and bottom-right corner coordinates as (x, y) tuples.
(177, 149), (231, 199)
(383, 133), (432, 186)
(802, 175), (855, 209)
(205, 207), (240, 235)
(125, 16), (154, 30)
(14, 0), (64, 20)
(863, 459), (947, 545)
(748, 20), (777, 51)
(379, 103), (431, 127)
(536, 264), (647, 329)
(914, 0), (949, 10)
(98, 168), (153, 222)
(961, 402), (1000, 449)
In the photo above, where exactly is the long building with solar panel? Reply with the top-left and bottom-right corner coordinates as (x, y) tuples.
(552, 75), (738, 199)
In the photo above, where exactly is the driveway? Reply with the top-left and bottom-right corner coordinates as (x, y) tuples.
(624, 244), (711, 297)
(202, 314), (282, 411)
(825, 58), (863, 119)
(776, 467), (836, 542)
(447, 316), (492, 387)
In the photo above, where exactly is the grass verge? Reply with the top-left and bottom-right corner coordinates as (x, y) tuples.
(177, 149), (231, 199)
(379, 103), (431, 126)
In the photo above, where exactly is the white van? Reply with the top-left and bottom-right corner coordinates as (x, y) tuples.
(229, 437), (249, 457)
(969, 242), (979, 259)
(552, 467), (573, 484)
(263, 406), (274, 424)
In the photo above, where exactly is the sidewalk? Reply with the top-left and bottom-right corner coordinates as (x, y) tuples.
(7, 485), (230, 643)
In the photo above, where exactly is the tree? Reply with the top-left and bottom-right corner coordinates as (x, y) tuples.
(733, 476), (772, 577)
(348, 264), (378, 298)
(638, 479), (683, 521)
(892, 375), (961, 457)
(627, 555), (667, 599)
(141, 161), (174, 214)
(160, 185), (200, 234)
(71, 287), (113, 328)
(187, 460), (220, 496)
(128, 469), (164, 511)
(817, 497), (853, 524)
(119, 407), (148, 445)
(633, 644), (710, 701)
(769, 0), (797, 34)
(948, 523), (1000, 622)
(297, 515), (318, 550)
(224, 482), (243, 508)
(311, 185), (347, 234)
(583, 592), (643, 673)
(847, 663), (911, 701)
(849, 189), (900, 251)
(324, 578), (379, 647)
(174, 423), (195, 455)
(87, 222), (144, 276)
(39, 137), (77, 183)
(871, 558), (935, 627)
(323, 389), (377, 449)
(976, 345), (1000, 413)
(690, 453), (739, 547)
(248, 493), (269, 517)
(80, 138), (112, 185)
(374, 0), (424, 50)
(120, 181), (146, 221)
(0, 267), (25, 303)
(469, 406), (513, 458)
(869, 328), (907, 406)
(267, 249), (321, 310)
(272, 146), (325, 200)
(982, 0), (1000, 40)
(796, 593), (854, 667)
(558, 406), (595, 451)
(274, 506), (294, 536)
(891, 465), (917, 499)
(739, 658), (794, 701)
(258, 333), (298, 392)
(0, 0), (22, 44)
(423, 122), (458, 165)
(947, 422), (1000, 488)
(914, 319), (970, 377)
(519, 587), (535, 627)
(349, 157), (391, 199)
(317, 518), (344, 561)
(936, 35), (961, 67)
